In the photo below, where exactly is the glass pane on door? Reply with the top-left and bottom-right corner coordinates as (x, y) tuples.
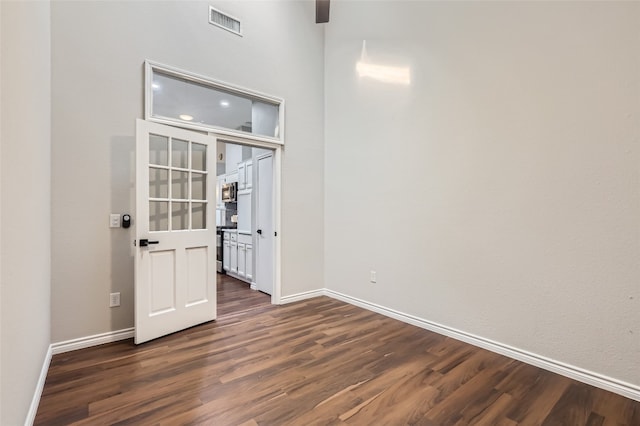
(149, 135), (210, 232)
(192, 203), (206, 229)
(192, 143), (206, 171)
(149, 134), (168, 166)
(172, 202), (189, 230)
(172, 139), (189, 169)
(149, 201), (169, 232)
(149, 168), (169, 198)
(192, 172), (206, 200)
(172, 171), (189, 200)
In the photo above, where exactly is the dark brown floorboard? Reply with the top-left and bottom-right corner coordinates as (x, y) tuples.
(34, 274), (640, 425)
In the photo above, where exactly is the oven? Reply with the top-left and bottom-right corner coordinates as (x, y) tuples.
(216, 229), (223, 273)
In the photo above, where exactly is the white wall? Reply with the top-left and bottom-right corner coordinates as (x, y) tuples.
(325, 1), (640, 387)
(51, 1), (324, 342)
(0, 1), (52, 424)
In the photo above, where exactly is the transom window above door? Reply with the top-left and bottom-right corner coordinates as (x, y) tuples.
(145, 61), (284, 144)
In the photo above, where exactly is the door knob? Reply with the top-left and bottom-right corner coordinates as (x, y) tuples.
(257, 229), (262, 235)
(139, 239), (159, 247)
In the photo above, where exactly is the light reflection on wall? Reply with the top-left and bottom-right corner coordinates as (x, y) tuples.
(355, 40), (411, 85)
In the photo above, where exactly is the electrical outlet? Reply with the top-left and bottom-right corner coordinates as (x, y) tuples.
(110, 292), (121, 307)
(109, 214), (121, 228)
(370, 270), (377, 283)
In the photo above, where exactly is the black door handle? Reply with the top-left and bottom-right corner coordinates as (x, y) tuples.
(139, 239), (159, 247)
(257, 229), (262, 235)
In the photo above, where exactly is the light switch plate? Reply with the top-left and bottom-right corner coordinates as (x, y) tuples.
(110, 214), (121, 228)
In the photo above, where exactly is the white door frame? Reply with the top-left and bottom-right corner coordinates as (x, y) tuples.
(209, 132), (282, 305)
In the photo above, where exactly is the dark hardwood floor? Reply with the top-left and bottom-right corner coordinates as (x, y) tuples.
(35, 274), (640, 425)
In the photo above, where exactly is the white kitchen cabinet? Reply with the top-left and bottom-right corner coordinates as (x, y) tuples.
(237, 243), (246, 277)
(237, 162), (246, 190)
(222, 239), (230, 271)
(236, 191), (251, 234)
(246, 161), (253, 190)
(236, 242), (252, 282)
(236, 160), (253, 190)
(226, 171), (238, 183)
(223, 229), (252, 285)
(245, 244), (253, 281)
(230, 240), (238, 274)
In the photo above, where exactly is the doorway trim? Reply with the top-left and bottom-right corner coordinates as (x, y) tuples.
(142, 60), (284, 306)
(210, 132), (282, 305)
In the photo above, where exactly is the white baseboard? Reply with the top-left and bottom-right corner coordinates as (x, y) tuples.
(25, 345), (52, 426)
(279, 289), (325, 304)
(324, 289), (640, 403)
(51, 327), (135, 355)
(26, 329), (134, 424)
(27, 291), (640, 426)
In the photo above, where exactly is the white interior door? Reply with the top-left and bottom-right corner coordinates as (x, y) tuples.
(135, 119), (216, 344)
(256, 153), (274, 295)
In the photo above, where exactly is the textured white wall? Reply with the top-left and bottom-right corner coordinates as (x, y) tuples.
(51, 1), (324, 342)
(324, 1), (640, 386)
(0, 1), (52, 423)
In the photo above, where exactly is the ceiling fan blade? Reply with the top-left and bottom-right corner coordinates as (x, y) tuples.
(316, 0), (330, 23)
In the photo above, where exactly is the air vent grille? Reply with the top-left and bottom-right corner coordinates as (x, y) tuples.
(209, 6), (242, 36)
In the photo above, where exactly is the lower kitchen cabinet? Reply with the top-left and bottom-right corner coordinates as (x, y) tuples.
(238, 244), (246, 278)
(245, 244), (253, 281)
(222, 232), (231, 271)
(237, 243), (253, 280)
(222, 229), (253, 284)
(230, 241), (238, 274)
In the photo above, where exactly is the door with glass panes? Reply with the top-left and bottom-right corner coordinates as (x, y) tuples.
(135, 119), (216, 344)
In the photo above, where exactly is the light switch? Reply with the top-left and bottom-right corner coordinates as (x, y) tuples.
(110, 214), (121, 228)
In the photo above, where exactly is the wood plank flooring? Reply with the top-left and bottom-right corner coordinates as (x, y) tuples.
(35, 274), (640, 425)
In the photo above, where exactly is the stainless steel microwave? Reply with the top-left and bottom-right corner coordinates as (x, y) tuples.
(221, 182), (237, 203)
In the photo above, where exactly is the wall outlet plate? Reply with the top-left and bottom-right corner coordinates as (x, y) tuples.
(110, 292), (121, 307)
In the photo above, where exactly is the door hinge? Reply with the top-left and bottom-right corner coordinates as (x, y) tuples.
(274, 231), (277, 237)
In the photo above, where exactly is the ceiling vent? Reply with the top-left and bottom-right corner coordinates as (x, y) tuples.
(209, 6), (242, 36)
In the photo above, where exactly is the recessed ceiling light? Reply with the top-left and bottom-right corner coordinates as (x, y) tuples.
(220, 100), (230, 108)
(179, 114), (193, 121)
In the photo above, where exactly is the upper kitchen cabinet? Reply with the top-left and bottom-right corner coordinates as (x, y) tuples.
(226, 171), (239, 183)
(237, 160), (253, 191)
(225, 143), (242, 173)
(236, 190), (251, 234)
(246, 161), (253, 190)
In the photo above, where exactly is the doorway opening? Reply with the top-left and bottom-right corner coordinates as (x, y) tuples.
(143, 60), (284, 312)
(214, 139), (277, 315)
(135, 121), (281, 344)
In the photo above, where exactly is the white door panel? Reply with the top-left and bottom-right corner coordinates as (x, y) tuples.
(148, 249), (176, 314)
(256, 153), (274, 295)
(135, 119), (216, 344)
(186, 246), (209, 306)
